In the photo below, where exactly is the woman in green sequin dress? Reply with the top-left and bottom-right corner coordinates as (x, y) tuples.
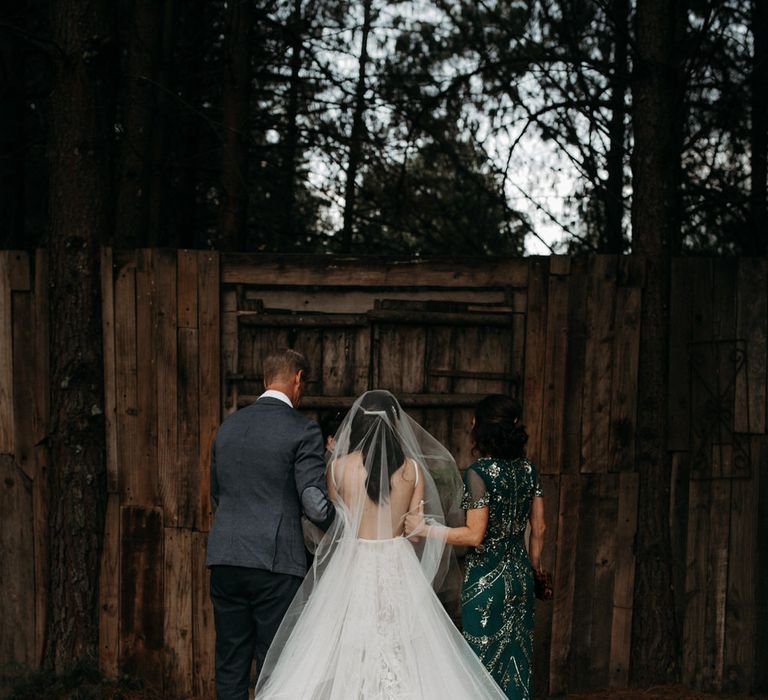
(411, 395), (545, 699)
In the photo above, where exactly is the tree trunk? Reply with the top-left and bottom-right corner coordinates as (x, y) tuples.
(629, 0), (681, 684)
(281, 0), (304, 250)
(45, 0), (113, 672)
(602, 0), (629, 253)
(751, 0), (768, 255)
(341, 0), (373, 254)
(216, 0), (252, 252)
(114, 0), (163, 248)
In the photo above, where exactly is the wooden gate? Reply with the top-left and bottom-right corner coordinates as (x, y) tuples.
(1, 250), (766, 697)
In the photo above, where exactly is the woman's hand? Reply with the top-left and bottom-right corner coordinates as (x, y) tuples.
(404, 501), (429, 538)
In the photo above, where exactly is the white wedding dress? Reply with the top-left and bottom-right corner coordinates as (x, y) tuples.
(255, 391), (506, 700)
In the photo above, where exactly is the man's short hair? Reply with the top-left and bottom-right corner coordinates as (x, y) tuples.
(263, 348), (309, 386)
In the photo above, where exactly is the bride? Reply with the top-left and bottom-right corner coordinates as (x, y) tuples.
(255, 390), (506, 699)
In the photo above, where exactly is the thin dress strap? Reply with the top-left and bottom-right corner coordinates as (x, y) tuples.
(412, 458), (419, 486)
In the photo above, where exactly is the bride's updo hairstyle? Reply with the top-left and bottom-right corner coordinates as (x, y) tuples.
(349, 392), (405, 503)
(471, 394), (528, 459)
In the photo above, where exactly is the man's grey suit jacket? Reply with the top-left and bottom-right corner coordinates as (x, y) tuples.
(205, 397), (335, 578)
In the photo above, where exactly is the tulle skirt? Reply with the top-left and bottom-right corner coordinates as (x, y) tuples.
(255, 536), (506, 699)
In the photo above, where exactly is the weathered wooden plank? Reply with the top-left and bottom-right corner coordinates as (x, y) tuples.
(120, 506), (164, 691)
(703, 478), (732, 690)
(376, 324), (426, 393)
(682, 478), (711, 687)
(533, 473), (560, 699)
(608, 472), (638, 687)
(539, 266), (569, 474)
(177, 249), (198, 329)
(32, 250), (48, 665)
(98, 494), (120, 677)
(562, 258), (588, 474)
(12, 291), (36, 480)
(689, 259), (715, 479)
(156, 250), (179, 526)
(549, 255), (571, 276)
(549, 473), (580, 695)
(570, 474), (600, 690)
(0, 455), (35, 667)
(192, 531), (216, 698)
(197, 251), (220, 532)
(352, 326), (372, 396)
(7, 251), (30, 290)
(163, 527), (194, 696)
(581, 256), (617, 473)
(608, 286), (641, 471)
(523, 258), (548, 466)
(669, 452), (691, 650)
(135, 250), (159, 506)
(177, 327), (199, 528)
(755, 437), (768, 692)
(101, 248), (119, 493)
(589, 474), (619, 685)
(115, 258), (139, 504)
(722, 438), (758, 693)
(222, 254), (530, 288)
(735, 258), (767, 434)
(222, 289), (239, 417)
(0, 253), (14, 453)
(668, 259), (695, 451)
(322, 329), (352, 396)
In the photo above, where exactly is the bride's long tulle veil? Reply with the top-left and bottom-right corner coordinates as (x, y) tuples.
(254, 390), (506, 699)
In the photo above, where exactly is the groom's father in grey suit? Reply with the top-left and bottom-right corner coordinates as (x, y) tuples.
(206, 348), (336, 700)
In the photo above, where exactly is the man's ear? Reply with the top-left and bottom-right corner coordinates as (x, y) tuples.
(295, 369), (304, 386)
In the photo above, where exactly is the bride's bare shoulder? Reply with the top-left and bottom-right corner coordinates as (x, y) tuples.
(392, 456), (419, 483)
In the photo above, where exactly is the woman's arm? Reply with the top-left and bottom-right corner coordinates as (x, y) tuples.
(405, 503), (489, 547)
(528, 495), (545, 570)
(442, 507), (489, 547)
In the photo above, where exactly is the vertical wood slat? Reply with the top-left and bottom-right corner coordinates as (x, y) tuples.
(115, 257), (139, 504)
(101, 248), (119, 493)
(668, 259), (695, 451)
(608, 286), (641, 471)
(0, 253), (14, 452)
(12, 290), (36, 480)
(580, 256), (617, 473)
(0, 454), (35, 667)
(533, 474), (561, 699)
(735, 258), (767, 434)
(561, 258), (588, 474)
(136, 249), (159, 505)
(722, 437), (759, 693)
(539, 266), (569, 473)
(163, 527), (194, 696)
(156, 250), (179, 526)
(197, 251), (220, 532)
(177, 250), (198, 329)
(177, 327), (200, 529)
(755, 436), (768, 692)
(589, 474), (620, 685)
(32, 250), (49, 665)
(704, 479), (732, 690)
(549, 473), (580, 695)
(608, 472), (638, 686)
(570, 475), (600, 690)
(192, 531), (216, 698)
(120, 506), (165, 691)
(221, 288), (239, 417)
(98, 494), (120, 676)
(683, 478), (711, 687)
(523, 258), (548, 465)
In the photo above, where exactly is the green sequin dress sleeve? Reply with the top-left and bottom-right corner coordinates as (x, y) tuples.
(460, 457), (542, 699)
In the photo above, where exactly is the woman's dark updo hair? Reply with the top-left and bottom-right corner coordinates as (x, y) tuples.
(349, 392), (405, 503)
(471, 394), (528, 459)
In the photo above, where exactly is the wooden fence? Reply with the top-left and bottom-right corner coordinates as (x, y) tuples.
(0, 250), (766, 697)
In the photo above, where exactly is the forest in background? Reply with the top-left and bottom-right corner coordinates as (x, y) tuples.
(1, 0), (766, 256)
